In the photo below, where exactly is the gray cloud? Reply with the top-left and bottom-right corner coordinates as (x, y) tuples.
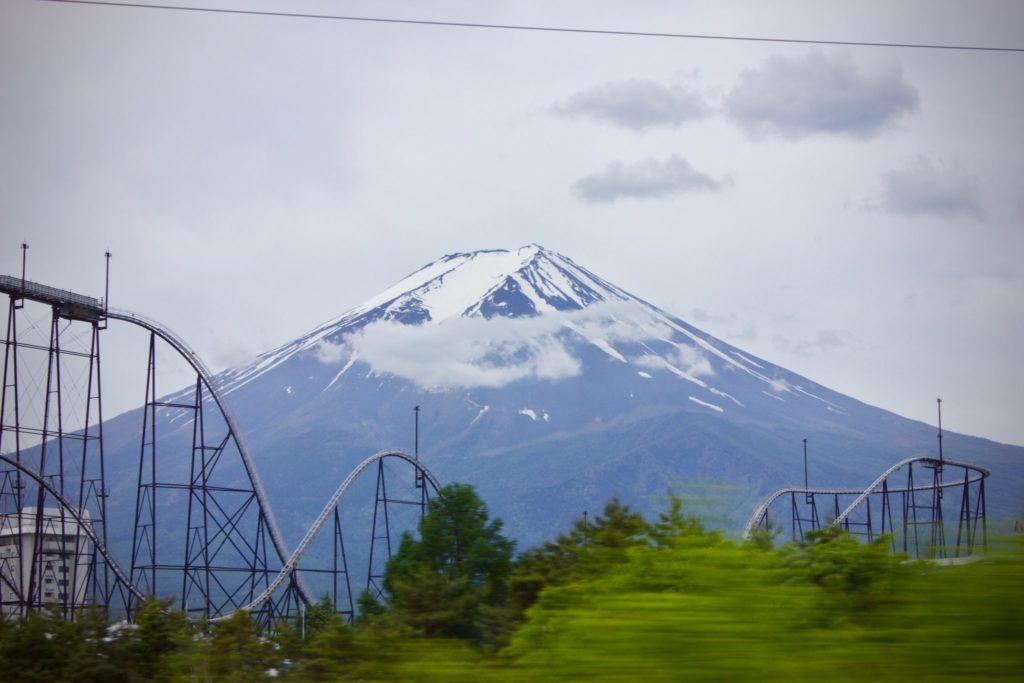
(880, 158), (984, 219)
(689, 308), (758, 341)
(773, 329), (854, 356)
(555, 78), (708, 130)
(574, 155), (722, 203)
(724, 50), (918, 139)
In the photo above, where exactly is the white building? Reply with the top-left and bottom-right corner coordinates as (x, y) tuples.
(0, 506), (93, 617)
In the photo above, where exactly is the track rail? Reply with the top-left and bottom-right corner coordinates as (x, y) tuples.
(0, 453), (144, 604)
(220, 450), (440, 618)
(742, 455), (991, 541)
(105, 308), (314, 604)
(831, 456), (989, 527)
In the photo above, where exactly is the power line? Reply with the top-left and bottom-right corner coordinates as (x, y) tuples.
(33, 0), (1024, 53)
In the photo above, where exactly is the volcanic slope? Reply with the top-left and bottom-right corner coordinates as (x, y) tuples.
(101, 244), (1023, 549)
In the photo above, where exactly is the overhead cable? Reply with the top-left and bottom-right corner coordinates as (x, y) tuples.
(34, 0), (1024, 53)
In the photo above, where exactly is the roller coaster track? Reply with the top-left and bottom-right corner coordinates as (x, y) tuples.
(4, 285), (443, 622)
(217, 449), (440, 619)
(743, 455), (990, 541)
(4, 446), (440, 622)
(105, 308), (316, 605)
(0, 453), (143, 604)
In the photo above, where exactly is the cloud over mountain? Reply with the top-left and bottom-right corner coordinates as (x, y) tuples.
(554, 78), (708, 130)
(574, 155), (722, 203)
(879, 158), (984, 219)
(313, 301), (674, 390)
(724, 50), (918, 139)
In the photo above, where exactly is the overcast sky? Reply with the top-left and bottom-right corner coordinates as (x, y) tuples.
(2, 0), (1022, 446)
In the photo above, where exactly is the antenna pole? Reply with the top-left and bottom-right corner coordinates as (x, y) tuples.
(937, 397), (944, 463)
(104, 251), (112, 312)
(414, 405), (420, 460)
(803, 438), (808, 490)
(803, 438), (813, 504)
(20, 242), (28, 291)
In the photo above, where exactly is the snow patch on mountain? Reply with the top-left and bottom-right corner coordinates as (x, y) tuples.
(689, 396), (724, 412)
(323, 351), (359, 392)
(470, 404), (490, 425)
(709, 387), (744, 407)
(732, 351), (764, 369)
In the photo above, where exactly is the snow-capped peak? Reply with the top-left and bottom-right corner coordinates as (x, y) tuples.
(347, 244), (632, 325)
(212, 245), (634, 395)
(211, 245), (847, 421)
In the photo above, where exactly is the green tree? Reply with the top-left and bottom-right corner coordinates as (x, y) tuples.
(650, 496), (704, 548)
(779, 526), (904, 615)
(382, 483), (515, 644)
(584, 497), (651, 551)
(0, 607), (77, 683)
(355, 589), (384, 623)
(207, 609), (276, 683)
(121, 597), (194, 681)
(509, 497), (651, 613)
(290, 618), (361, 682)
(273, 595), (347, 670)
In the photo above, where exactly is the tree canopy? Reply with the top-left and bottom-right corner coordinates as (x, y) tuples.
(381, 483), (515, 643)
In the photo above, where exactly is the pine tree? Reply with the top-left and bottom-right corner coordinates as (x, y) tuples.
(382, 483), (514, 644)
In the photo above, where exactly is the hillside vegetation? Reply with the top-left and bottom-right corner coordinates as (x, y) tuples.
(2, 485), (1021, 682)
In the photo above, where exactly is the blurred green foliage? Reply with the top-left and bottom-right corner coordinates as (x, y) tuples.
(1, 487), (1021, 681)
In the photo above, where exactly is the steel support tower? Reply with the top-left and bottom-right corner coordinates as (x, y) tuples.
(0, 275), (116, 619)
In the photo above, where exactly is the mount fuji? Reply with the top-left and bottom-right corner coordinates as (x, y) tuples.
(102, 245), (1023, 548)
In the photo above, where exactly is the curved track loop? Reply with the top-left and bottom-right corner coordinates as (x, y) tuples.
(743, 455), (991, 541)
(0, 453), (144, 603)
(221, 450), (440, 619)
(832, 456), (989, 528)
(106, 308), (314, 604)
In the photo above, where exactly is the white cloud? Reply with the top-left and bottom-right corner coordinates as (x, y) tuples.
(314, 339), (349, 364)
(673, 344), (714, 378)
(634, 344), (714, 379)
(312, 302), (675, 390)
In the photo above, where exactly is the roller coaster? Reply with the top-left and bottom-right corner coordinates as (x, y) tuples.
(0, 270), (993, 628)
(0, 274), (439, 627)
(743, 455), (988, 558)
